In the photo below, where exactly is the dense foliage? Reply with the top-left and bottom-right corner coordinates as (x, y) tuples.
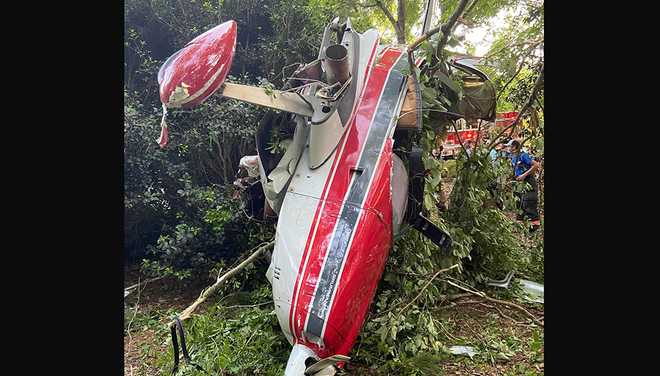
(124, 0), (336, 274)
(124, 0), (543, 374)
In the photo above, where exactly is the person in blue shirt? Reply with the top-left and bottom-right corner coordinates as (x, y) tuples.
(506, 140), (541, 226)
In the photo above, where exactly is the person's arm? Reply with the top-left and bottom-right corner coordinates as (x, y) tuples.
(516, 154), (539, 181)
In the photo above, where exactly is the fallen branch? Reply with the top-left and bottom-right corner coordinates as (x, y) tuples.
(438, 292), (473, 306)
(375, 264), (460, 318)
(124, 275), (166, 294)
(435, 0), (472, 55)
(374, 0), (397, 32)
(487, 62), (544, 151)
(451, 120), (469, 156)
(484, 302), (526, 325)
(168, 240), (275, 327)
(126, 275), (142, 345)
(482, 38), (544, 61)
(446, 292), (472, 300)
(445, 280), (544, 327)
(397, 264), (460, 315)
(462, 0), (480, 19)
(535, 97), (544, 114)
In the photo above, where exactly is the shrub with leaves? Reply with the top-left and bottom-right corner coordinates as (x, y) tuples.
(445, 150), (530, 280)
(140, 184), (274, 280)
(354, 230), (457, 371)
(150, 281), (290, 376)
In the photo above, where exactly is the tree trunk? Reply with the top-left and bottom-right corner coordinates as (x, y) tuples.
(396, 0), (406, 44)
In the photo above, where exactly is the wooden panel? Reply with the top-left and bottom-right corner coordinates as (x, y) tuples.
(396, 78), (417, 129)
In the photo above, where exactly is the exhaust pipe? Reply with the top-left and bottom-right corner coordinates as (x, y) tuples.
(325, 44), (350, 85)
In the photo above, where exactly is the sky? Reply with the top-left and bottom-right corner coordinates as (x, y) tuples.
(409, 4), (513, 57)
(453, 8), (511, 56)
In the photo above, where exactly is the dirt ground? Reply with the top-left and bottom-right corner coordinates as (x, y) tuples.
(124, 269), (216, 376)
(436, 300), (544, 375)
(124, 268), (543, 375)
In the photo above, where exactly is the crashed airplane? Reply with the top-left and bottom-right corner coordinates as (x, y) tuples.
(156, 4), (496, 375)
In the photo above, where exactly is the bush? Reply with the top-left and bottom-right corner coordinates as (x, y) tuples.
(352, 142), (543, 370)
(124, 0), (335, 273)
(140, 184), (274, 280)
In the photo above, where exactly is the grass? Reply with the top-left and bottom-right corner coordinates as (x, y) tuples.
(125, 274), (544, 375)
(124, 277), (291, 376)
(435, 300), (544, 375)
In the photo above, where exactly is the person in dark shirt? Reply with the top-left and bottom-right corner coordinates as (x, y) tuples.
(506, 140), (541, 226)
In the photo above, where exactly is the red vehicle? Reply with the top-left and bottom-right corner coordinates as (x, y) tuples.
(492, 111), (521, 139)
(441, 119), (482, 159)
(440, 112), (519, 159)
(496, 111), (518, 127)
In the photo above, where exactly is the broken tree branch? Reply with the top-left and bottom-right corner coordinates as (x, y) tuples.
(408, 25), (441, 52)
(168, 240), (275, 327)
(220, 301), (273, 310)
(495, 45), (538, 102)
(124, 275), (166, 294)
(482, 38), (543, 61)
(451, 120), (469, 156)
(375, 0), (398, 34)
(488, 303), (527, 325)
(445, 280), (544, 327)
(472, 119), (483, 161)
(535, 96), (544, 113)
(456, 16), (475, 28)
(126, 275), (142, 345)
(435, 0), (471, 54)
(408, 0), (471, 53)
(374, 0), (406, 43)
(463, 0), (480, 19)
(397, 264), (460, 315)
(487, 62), (544, 151)
(376, 264), (460, 318)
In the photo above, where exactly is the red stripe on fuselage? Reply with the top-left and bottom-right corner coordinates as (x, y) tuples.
(287, 38), (381, 342)
(322, 138), (394, 357)
(292, 47), (403, 348)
